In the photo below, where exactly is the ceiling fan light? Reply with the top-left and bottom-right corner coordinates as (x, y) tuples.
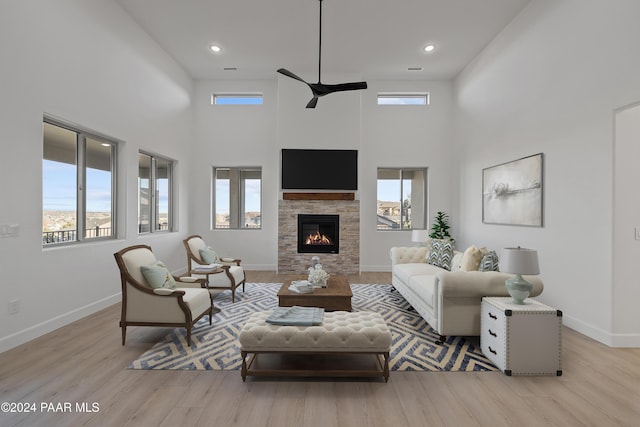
(424, 44), (436, 53)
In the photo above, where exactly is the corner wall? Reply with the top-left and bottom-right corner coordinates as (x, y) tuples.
(453, 0), (640, 346)
(0, 0), (194, 352)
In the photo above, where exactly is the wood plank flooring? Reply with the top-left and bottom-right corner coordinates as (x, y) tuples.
(1, 271), (639, 426)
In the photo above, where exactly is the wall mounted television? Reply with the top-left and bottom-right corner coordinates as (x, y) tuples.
(281, 149), (358, 190)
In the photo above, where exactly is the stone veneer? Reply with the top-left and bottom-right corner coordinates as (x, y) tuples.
(278, 199), (360, 274)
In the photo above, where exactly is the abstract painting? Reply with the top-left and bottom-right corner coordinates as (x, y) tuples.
(482, 153), (543, 226)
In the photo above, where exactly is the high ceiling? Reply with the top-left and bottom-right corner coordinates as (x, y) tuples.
(115, 0), (530, 81)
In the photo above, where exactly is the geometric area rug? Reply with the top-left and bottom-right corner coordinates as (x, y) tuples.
(128, 283), (497, 372)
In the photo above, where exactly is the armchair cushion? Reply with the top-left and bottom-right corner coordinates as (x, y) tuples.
(199, 247), (220, 264)
(141, 261), (177, 289)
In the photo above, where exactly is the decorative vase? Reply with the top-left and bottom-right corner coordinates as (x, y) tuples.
(505, 274), (533, 304)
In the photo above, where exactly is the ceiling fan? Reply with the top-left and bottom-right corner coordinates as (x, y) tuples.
(277, 0), (367, 108)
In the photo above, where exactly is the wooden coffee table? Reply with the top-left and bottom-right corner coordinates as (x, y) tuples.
(277, 275), (352, 311)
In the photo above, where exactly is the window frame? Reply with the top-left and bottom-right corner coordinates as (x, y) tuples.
(42, 116), (118, 247)
(211, 93), (264, 105)
(138, 151), (174, 234)
(376, 167), (428, 231)
(213, 166), (262, 230)
(377, 92), (430, 106)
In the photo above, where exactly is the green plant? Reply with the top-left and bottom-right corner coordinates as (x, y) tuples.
(429, 211), (451, 240)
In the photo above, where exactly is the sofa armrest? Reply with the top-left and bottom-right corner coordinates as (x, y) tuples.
(438, 271), (544, 298)
(390, 246), (427, 264)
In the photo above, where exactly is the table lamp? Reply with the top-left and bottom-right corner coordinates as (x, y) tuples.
(500, 247), (540, 304)
(411, 229), (429, 246)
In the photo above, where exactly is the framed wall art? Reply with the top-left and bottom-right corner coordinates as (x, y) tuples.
(482, 153), (543, 227)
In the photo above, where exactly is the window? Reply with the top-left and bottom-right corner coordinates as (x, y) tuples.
(42, 119), (117, 245)
(138, 152), (173, 233)
(213, 167), (261, 229)
(377, 93), (429, 105)
(212, 94), (263, 105)
(376, 168), (427, 230)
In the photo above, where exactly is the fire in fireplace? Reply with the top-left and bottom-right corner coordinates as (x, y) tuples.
(297, 214), (339, 254)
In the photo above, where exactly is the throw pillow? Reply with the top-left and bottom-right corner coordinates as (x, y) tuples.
(140, 261), (177, 289)
(478, 251), (500, 272)
(460, 245), (484, 271)
(199, 247), (219, 264)
(426, 238), (455, 271)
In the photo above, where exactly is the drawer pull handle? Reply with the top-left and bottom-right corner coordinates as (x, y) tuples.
(488, 346), (497, 355)
(488, 329), (497, 337)
(488, 312), (497, 320)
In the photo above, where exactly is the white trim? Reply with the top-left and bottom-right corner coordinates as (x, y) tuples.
(0, 293), (121, 354)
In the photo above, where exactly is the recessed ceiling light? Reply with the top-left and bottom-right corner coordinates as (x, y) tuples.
(210, 44), (222, 53)
(424, 44), (436, 53)
(408, 67), (423, 71)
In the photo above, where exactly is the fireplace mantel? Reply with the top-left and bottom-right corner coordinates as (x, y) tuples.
(282, 192), (355, 201)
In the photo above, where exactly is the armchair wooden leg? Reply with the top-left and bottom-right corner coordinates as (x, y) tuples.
(436, 335), (446, 345)
(231, 287), (236, 303)
(121, 326), (126, 346)
(186, 327), (192, 346)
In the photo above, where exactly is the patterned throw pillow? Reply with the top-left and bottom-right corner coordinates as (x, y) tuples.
(478, 251), (500, 272)
(426, 238), (455, 271)
(140, 261), (177, 289)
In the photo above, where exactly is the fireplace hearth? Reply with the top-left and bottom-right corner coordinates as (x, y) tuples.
(297, 214), (339, 254)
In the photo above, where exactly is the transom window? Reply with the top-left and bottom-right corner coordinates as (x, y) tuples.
(377, 168), (427, 230)
(42, 118), (117, 246)
(377, 93), (429, 105)
(213, 167), (261, 229)
(212, 94), (263, 105)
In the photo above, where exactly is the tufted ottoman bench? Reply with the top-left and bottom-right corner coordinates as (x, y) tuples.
(239, 311), (391, 382)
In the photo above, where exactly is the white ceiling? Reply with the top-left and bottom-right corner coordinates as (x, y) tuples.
(115, 0), (530, 81)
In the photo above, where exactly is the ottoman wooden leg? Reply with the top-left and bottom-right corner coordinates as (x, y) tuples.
(241, 350), (247, 382)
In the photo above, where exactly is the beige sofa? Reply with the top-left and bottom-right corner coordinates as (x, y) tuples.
(390, 246), (543, 342)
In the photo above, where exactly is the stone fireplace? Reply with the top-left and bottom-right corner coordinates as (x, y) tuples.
(278, 195), (359, 274)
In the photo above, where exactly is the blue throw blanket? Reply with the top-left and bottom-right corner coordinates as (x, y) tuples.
(265, 306), (324, 326)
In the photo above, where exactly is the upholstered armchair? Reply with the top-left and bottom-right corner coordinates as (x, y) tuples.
(183, 235), (246, 302)
(114, 244), (213, 346)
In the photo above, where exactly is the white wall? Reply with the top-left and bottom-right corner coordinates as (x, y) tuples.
(190, 79), (278, 269)
(190, 75), (454, 272)
(360, 80), (454, 270)
(0, 0), (194, 352)
(453, 0), (640, 346)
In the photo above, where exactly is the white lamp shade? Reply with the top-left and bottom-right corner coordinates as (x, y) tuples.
(500, 247), (540, 275)
(411, 229), (429, 243)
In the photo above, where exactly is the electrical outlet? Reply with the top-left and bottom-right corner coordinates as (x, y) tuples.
(8, 300), (20, 315)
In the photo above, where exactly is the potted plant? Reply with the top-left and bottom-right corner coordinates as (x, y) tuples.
(429, 211), (452, 240)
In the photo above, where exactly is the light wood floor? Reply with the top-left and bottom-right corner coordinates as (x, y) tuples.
(1, 271), (639, 427)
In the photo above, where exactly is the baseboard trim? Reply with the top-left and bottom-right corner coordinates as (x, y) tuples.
(562, 315), (640, 348)
(0, 293), (121, 354)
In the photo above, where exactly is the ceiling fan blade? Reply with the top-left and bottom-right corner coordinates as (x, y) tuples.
(306, 97), (319, 108)
(310, 81), (368, 97)
(277, 68), (308, 84)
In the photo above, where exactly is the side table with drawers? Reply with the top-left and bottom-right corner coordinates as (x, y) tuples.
(481, 297), (562, 376)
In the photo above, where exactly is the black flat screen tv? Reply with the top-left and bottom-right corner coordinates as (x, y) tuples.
(281, 149), (358, 190)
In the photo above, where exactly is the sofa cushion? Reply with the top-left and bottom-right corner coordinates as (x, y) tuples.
(426, 239), (455, 271)
(140, 261), (177, 289)
(478, 250), (500, 272)
(393, 263), (445, 285)
(460, 245), (484, 271)
(407, 274), (437, 309)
